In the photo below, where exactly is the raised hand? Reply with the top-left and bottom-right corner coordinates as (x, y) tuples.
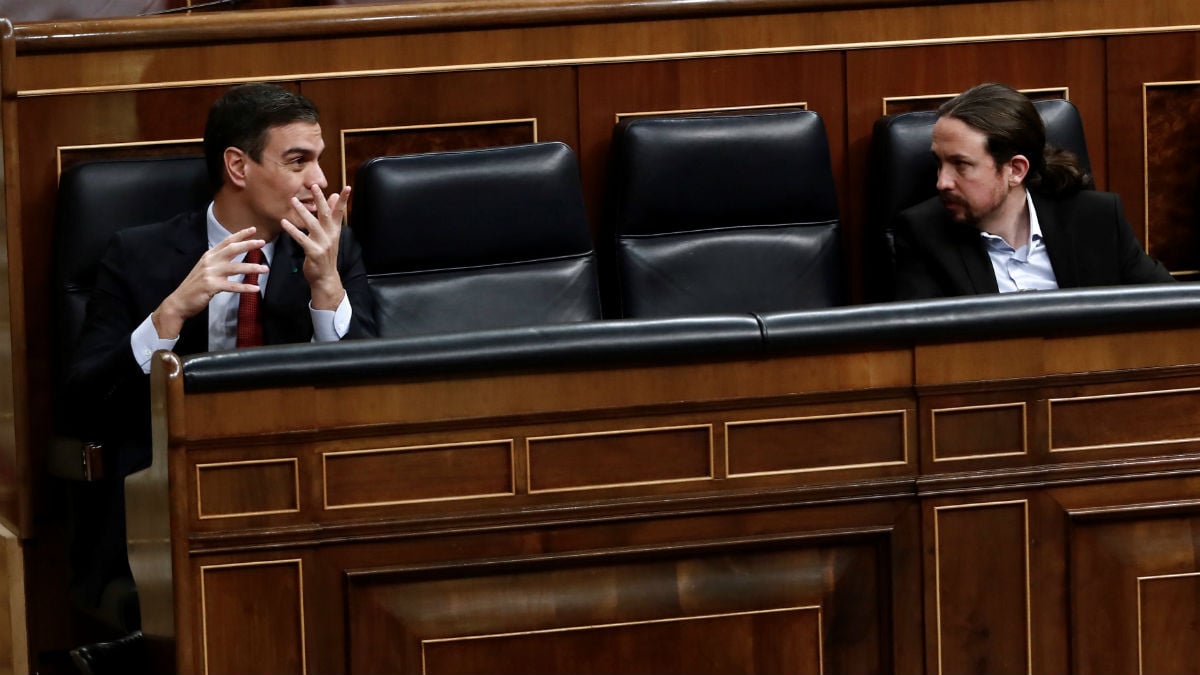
(280, 183), (351, 310)
(152, 227), (267, 339)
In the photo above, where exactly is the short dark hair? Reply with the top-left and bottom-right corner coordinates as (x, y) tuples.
(203, 83), (320, 191)
(938, 82), (1091, 195)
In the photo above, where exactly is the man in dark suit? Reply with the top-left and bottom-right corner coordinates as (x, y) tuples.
(892, 82), (1174, 299)
(65, 83), (376, 673)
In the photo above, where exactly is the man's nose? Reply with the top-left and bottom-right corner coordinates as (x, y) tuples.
(306, 162), (328, 190)
(935, 165), (952, 192)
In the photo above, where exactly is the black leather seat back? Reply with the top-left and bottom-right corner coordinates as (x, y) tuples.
(352, 142), (602, 337)
(866, 98), (1092, 298)
(607, 110), (844, 318)
(54, 156), (211, 376)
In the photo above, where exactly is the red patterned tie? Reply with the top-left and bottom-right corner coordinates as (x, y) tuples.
(236, 248), (265, 348)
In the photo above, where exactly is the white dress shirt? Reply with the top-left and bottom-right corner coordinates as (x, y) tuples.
(979, 189), (1060, 293)
(130, 202), (351, 373)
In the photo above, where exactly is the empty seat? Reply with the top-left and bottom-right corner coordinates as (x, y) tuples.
(605, 109), (845, 318)
(351, 142), (602, 337)
(866, 98), (1092, 299)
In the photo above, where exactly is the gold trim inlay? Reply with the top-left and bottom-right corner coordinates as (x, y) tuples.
(1048, 386), (1200, 453)
(882, 86), (1068, 116)
(615, 101), (807, 124)
(322, 439), (517, 510)
(930, 402), (1028, 462)
(199, 558), (306, 675)
(420, 605), (823, 674)
(195, 458), (301, 520)
(18, 24), (1200, 98)
(338, 117), (539, 186)
(1136, 571), (1200, 675)
(56, 137), (204, 179)
(526, 424), (715, 494)
(724, 409), (909, 478)
(933, 500), (1032, 675)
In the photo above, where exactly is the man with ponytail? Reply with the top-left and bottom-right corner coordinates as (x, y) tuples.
(892, 82), (1174, 299)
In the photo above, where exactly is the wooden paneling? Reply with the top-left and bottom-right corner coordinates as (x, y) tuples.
(726, 410), (908, 477)
(929, 500), (1030, 675)
(199, 559), (306, 675)
(323, 440), (515, 508)
(300, 69), (579, 193)
(196, 458), (300, 519)
(345, 538), (887, 675)
(1107, 32), (1200, 279)
(527, 425), (714, 493)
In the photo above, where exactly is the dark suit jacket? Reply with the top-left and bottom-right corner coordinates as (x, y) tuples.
(67, 209), (377, 475)
(892, 190), (1174, 300)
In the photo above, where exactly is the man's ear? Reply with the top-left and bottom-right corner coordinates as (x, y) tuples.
(224, 147), (248, 188)
(1008, 154), (1031, 186)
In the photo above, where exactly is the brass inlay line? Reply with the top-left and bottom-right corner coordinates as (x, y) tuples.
(338, 117), (539, 186)
(933, 500), (1032, 675)
(322, 439), (516, 510)
(525, 423), (715, 494)
(882, 86), (1068, 116)
(614, 101), (807, 123)
(1136, 571), (1200, 675)
(19, 24), (1200, 98)
(724, 409), (909, 478)
(56, 137), (204, 179)
(419, 603), (822, 644)
(930, 402), (1028, 462)
(199, 558), (306, 675)
(1048, 386), (1200, 452)
(1141, 80), (1200, 252)
(195, 457), (301, 520)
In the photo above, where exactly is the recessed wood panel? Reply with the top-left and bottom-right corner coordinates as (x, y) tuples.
(341, 118), (536, 186)
(1138, 573), (1200, 675)
(932, 501), (1030, 675)
(324, 440), (515, 508)
(1143, 82), (1200, 274)
(726, 410), (907, 477)
(1049, 387), (1200, 452)
(346, 537), (887, 674)
(1069, 508), (1200, 675)
(1107, 32), (1200, 280)
(196, 459), (299, 519)
(422, 607), (822, 675)
(200, 560), (305, 675)
(527, 426), (713, 493)
(932, 403), (1026, 461)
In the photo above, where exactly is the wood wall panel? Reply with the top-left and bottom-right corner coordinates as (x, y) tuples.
(1069, 508), (1200, 675)
(345, 538), (887, 675)
(301, 68), (579, 196)
(726, 410), (908, 477)
(323, 440), (515, 508)
(929, 500), (1030, 675)
(527, 425), (714, 493)
(1107, 33), (1200, 280)
(199, 559), (306, 675)
(195, 459), (300, 519)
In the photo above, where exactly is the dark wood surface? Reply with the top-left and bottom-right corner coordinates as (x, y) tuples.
(133, 324), (1200, 674)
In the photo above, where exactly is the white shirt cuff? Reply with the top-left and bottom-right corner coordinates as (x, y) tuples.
(310, 293), (351, 342)
(131, 314), (180, 374)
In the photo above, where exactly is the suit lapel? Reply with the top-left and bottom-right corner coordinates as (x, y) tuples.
(171, 211), (211, 355)
(942, 214), (999, 294)
(1032, 191), (1077, 287)
(262, 232), (311, 344)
